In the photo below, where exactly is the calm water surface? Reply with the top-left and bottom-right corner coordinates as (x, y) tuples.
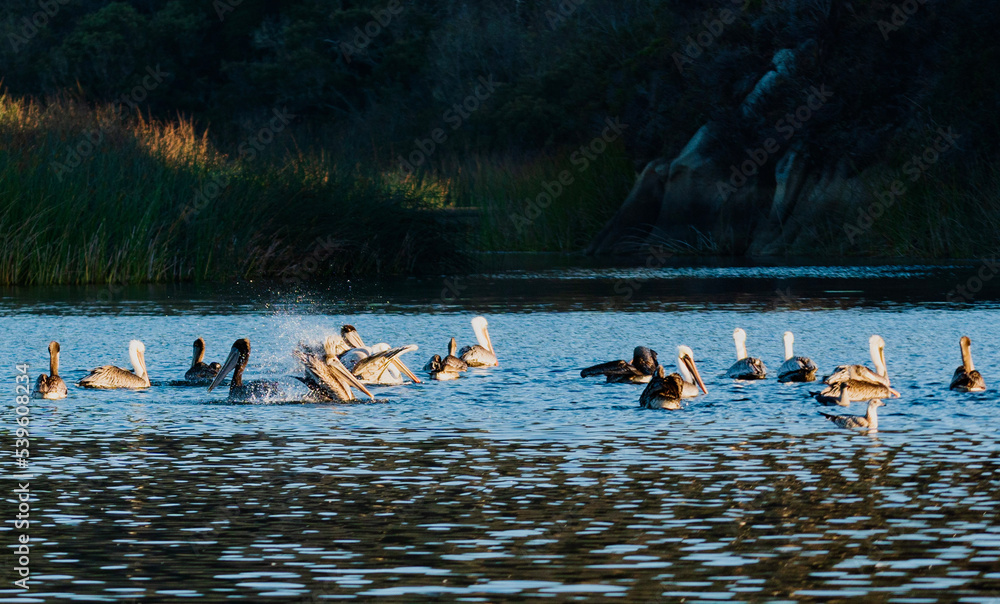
(2, 264), (1000, 602)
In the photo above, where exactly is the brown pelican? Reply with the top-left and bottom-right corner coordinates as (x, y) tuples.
(639, 366), (685, 410)
(675, 345), (709, 398)
(820, 399), (885, 431)
(823, 335), (892, 388)
(777, 331), (817, 383)
(726, 328), (767, 379)
(818, 334), (898, 403)
(208, 338), (283, 402)
(339, 326), (422, 384)
(425, 355), (463, 381)
(459, 316), (498, 367)
(424, 338), (468, 373)
(950, 336), (986, 392)
(293, 349), (374, 402)
(581, 346), (658, 383)
(79, 340), (150, 389)
(33, 341), (68, 399)
(184, 338), (221, 383)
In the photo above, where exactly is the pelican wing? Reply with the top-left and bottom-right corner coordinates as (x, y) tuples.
(443, 355), (468, 372)
(79, 365), (149, 389)
(351, 345), (419, 384)
(640, 371), (684, 409)
(33, 374), (68, 399)
(185, 362), (220, 382)
(816, 380), (898, 404)
(778, 357), (817, 383)
(580, 359), (649, 382)
(950, 367), (986, 392)
(459, 345), (497, 367)
(824, 364), (891, 387)
(294, 350), (373, 401)
(726, 357), (767, 380)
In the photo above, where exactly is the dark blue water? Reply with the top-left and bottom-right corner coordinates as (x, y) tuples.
(3, 264), (1000, 601)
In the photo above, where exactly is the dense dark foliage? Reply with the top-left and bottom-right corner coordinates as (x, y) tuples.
(1, 0), (998, 284)
(3, 0), (997, 165)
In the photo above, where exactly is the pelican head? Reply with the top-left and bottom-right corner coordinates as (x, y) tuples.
(209, 338), (250, 392)
(677, 345), (708, 394)
(783, 331), (794, 361)
(633, 346), (658, 375)
(192, 337), (206, 365)
(128, 340), (147, 379)
(341, 325), (366, 349)
(733, 328), (748, 360)
(868, 334), (887, 377)
(471, 316), (494, 353)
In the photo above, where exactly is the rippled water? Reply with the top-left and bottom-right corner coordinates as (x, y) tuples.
(3, 264), (1000, 601)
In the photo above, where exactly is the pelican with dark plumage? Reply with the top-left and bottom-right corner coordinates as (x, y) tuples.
(34, 341), (68, 399)
(777, 331), (817, 383)
(184, 337), (221, 383)
(581, 346), (658, 383)
(208, 338), (283, 402)
(79, 340), (150, 389)
(459, 316), (498, 367)
(950, 336), (986, 392)
(639, 366), (686, 410)
(726, 328), (767, 380)
(425, 338), (468, 373)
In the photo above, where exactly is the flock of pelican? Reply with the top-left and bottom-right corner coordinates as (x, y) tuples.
(580, 329), (987, 431)
(31, 316), (498, 403)
(30, 318), (986, 432)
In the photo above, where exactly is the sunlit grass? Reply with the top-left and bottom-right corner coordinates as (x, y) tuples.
(0, 93), (457, 285)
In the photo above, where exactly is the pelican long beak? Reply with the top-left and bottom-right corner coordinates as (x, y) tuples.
(342, 326), (366, 349)
(136, 348), (148, 381)
(684, 356), (708, 394)
(209, 347), (240, 392)
(329, 358), (374, 400)
(393, 359), (422, 384)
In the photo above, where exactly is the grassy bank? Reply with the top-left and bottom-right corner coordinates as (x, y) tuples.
(0, 94), (635, 285)
(0, 95), (448, 285)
